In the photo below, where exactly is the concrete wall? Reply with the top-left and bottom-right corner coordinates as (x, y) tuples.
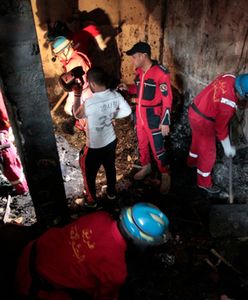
(32, 0), (248, 96)
(0, 0), (68, 226)
(163, 0), (248, 142)
(31, 0), (248, 139)
(31, 0), (165, 102)
(163, 0), (248, 97)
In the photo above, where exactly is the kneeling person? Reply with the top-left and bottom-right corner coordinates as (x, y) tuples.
(15, 203), (170, 300)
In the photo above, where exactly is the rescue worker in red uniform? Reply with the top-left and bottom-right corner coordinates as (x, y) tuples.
(51, 36), (92, 132)
(47, 19), (107, 59)
(15, 202), (170, 300)
(0, 91), (28, 195)
(119, 42), (173, 195)
(187, 73), (248, 194)
(69, 22), (107, 56)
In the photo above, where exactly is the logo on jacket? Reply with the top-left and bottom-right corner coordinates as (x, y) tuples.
(159, 83), (168, 95)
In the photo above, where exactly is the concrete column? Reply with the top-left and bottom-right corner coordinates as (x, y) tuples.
(0, 0), (69, 227)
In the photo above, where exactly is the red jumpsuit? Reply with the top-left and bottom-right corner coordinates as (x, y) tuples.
(133, 62), (173, 173)
(15, 211), (127, 300)
(0, 92), (28, 195)
(59, 50), (91, 88)
(187, 74), (238, 188)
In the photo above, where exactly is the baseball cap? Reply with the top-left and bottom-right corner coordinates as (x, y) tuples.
(126, 42), (151, 56)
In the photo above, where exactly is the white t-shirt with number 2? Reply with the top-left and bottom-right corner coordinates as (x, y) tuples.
(83, 89), (131, 148)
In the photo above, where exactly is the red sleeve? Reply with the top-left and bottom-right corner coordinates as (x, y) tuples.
(127, 84), (137, 95)
(0, 91), (10, 130)
(0, 91), (9, 122)
(159, 71), (173, 125)
(83, 24), (101, 37)
(215, 103), (236, 141)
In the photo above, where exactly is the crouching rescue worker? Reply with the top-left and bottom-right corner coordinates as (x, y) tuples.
(72, 67), (131, 208)
(187, 73), (248, 194)
(51, 36), (92, 133)
(0, 90), (28, 195)
(15, 202), (170, 300)
(119, 42), (173, 195)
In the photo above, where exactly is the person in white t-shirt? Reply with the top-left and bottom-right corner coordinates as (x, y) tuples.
(73, 67), (132, 207)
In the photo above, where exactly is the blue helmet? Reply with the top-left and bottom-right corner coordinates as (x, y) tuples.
(120, 202), (169, 245)
(235, 74), (248, 99)
(51, 36), (71, 54)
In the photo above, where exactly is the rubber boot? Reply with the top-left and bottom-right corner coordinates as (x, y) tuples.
(160, 173), (171, 195)
(133, 164), (151, 180)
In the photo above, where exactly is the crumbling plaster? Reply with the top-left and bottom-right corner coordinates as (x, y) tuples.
(32, 0), (248, 95)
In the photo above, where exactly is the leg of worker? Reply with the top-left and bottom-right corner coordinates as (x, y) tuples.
(146, 126), (171, 194)
(144, 106), (170, 192)
(136, 120), (151, 166)
(134, 115), (151, 180)
(79, 147), (101, 202)
(2, 145), (28, 194)
(196, 132), (216, 188)
(187, 107), (199, 168)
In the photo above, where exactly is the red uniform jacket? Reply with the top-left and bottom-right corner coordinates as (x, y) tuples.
(59, 50), (91, 93)
(193, 74), (238, 141)
(133, 61), (173, 126)
(16, 212), (127, 300)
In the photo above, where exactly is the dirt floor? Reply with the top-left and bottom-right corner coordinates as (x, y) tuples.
(1, 104), (248, 299)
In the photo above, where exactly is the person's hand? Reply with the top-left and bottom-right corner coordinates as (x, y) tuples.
(160, 125), (170, 136)
(117, 83), (128, 91)
(224, 145), (236, 158)
(72, 80), (82, 94)
(221, 136), (236, 158)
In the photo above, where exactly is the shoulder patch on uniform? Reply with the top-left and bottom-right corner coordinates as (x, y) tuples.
(160, 83), (168, 93)
(158, 64), (169, 74)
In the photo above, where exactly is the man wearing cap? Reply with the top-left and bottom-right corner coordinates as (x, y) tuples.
(187, 73), (248, 195)
(119, 42), (173, 195)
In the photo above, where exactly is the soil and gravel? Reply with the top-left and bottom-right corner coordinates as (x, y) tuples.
(1, 100), (248, 299)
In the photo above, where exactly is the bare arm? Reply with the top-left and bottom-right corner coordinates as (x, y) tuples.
(72, 84), (85, 119)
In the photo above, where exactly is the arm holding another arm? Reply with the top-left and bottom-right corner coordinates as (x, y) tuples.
(115, 94), (132, 119)
(72, 84), (85, 119)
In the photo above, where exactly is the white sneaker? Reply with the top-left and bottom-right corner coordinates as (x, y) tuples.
(133, 164), (151, 180)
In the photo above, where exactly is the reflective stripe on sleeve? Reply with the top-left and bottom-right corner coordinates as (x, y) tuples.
(222, 74), (235, 78)
(220, 98), (237, 109)
(197, 169), (211, 177)
(189, 151), (198, 158)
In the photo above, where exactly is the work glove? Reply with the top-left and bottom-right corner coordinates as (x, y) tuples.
(221, 136), (236, 158)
